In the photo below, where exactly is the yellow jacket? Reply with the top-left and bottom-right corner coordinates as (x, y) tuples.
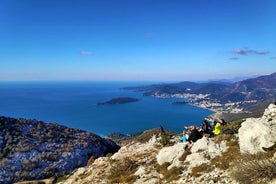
(213, 123), (221, 135)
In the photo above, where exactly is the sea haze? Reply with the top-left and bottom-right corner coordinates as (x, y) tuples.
(0, 81), (213, 136)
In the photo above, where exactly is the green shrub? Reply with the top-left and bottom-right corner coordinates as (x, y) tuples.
(221, 119), (245, 134)
(159, 134), (172, 146)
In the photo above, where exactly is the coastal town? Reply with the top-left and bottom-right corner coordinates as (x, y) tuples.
(151, 92), (257, 113)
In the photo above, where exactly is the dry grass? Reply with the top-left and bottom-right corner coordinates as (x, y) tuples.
(190, 133), (276, 184)
(213, 134), (235, 144)
(190, 163), (213, 177)
(86, 156), (95, 166)
(156, 162), (183, 182)
(108, 157), (138, 183)
(231, 152), (276, 184)
(190, 135), (240, 178)
(212, 135), (240, 170)
(178, 147), (191, 162)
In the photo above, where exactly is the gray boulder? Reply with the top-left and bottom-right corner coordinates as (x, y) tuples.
(238, 104), (276, 154)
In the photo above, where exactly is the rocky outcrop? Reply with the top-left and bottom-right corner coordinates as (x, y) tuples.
(59, 135), (162, 184)
(59, 133), (237, 184)
(156, 142), (188, 169)
(0, 116), (120, 184)
(238, 104), (276, 154)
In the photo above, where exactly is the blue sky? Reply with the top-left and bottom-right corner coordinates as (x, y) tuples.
(0, 0), (275, 81)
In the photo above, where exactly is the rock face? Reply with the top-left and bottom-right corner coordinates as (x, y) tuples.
(238, 104), (276, 154)
(0, 116), (120, 184)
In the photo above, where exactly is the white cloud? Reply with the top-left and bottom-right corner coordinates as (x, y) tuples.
(233, 48), (269, 55)
(80, 51), (92, 55)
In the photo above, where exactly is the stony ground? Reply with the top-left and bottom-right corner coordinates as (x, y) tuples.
(58, 104), (276, 184)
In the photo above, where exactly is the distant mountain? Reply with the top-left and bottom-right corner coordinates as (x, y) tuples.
(124, 72), (276, 112)
(220, 73), (276, 103)
(0, 116), (120, 183)
(124, 81), (231, 97)
(194, 83), (230, 96)
(231, 73), (276, 92)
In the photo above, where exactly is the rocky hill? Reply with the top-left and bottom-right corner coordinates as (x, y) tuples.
(56, 104), (276, 184)
(0, 117), (120, 184)
(217, 73), (276, 103)
(124, 73), (276, 120)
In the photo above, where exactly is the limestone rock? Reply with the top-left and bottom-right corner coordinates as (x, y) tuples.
(191, 136), (227, 157)
(239, 104), (276, 154)
(262, 104), (276, 120)
(186, 137), (227, 171)
(156, 142), (188, 167)
(0, 116), (120, 184)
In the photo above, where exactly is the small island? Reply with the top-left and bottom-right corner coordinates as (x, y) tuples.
(97, 97), (139, 105)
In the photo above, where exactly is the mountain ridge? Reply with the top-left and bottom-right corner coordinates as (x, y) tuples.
(124, 72), (276, 117)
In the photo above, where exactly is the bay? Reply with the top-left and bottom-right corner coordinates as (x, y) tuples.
(0, 81), (213, 136)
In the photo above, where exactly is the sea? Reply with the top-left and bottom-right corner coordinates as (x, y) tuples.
(0, 81), (213, 136)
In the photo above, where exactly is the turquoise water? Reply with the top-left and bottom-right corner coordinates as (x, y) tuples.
(0, 81), (213, 135)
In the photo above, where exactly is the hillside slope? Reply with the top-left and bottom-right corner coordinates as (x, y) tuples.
(58, 104), (276, 184)
(0, 117), (120, 184)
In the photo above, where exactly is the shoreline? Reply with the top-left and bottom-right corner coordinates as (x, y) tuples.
(147, 93), (254, 123)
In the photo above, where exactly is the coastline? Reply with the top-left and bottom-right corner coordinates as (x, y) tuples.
(147, 92), (254, 123)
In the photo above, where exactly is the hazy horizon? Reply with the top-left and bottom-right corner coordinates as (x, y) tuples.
(0, 72), (271, 83)
(1, 0), (276, 81)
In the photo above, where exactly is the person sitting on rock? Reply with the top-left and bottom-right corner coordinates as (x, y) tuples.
(180, 130), (188, 142)
(187, 126), (203, 143)
(212, 121), (222, 135)
(219, 118), (227, 126)
(201, 120), (213, 135)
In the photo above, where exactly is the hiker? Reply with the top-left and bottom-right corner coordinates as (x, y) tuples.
(220, 118), (227, 126)
(201, 120), (213, 135)
(187, 126), (202, 143)
(180, 130), (188, 142)
(212, 121), (222, 135)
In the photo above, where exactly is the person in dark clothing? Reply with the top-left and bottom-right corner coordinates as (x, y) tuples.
(187, 126), (203, 143)
(220, 119), (227, 126)
(201, 120), (213, 135)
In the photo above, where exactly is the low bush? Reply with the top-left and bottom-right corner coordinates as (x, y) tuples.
(159, 134), (173, 146)
(231, 152), (276, 184)
(221, 119), (245, 134)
